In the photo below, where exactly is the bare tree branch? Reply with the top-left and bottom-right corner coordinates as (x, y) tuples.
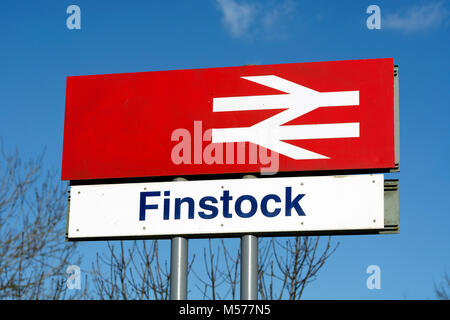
(192, 239), (227, 300)
(435, 272), (450, 300)
(91, 240), (172, 300)
(257, 236), (338, 300)
(0, 141), (81, 299)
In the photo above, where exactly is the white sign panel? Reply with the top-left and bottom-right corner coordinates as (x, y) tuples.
(67, 174), (384, 239)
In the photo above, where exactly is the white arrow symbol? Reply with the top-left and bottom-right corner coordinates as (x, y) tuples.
(211, 75), (360, 160)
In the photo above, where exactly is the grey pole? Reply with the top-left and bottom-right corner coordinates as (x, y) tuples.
(240, 174), (258, 300)
(241, 234), (258, 299)
(170, 177), (188, 300)
(170, 236), (188, 300)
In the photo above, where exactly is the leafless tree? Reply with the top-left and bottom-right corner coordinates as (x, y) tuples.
(91, 236), (336, 300)
(434, 272), (449, 300)
(258, 236), (338, 300)
(191, 236), (337, 300)
(91, 240), (177, 300)
(0, 142), (81, 299)
(221, 239), (240, 299)
(192, 239), (229, 300)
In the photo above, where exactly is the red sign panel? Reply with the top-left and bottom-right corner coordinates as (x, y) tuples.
(62, 58), (395, 181)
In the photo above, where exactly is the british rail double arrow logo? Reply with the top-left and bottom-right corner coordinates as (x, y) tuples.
(211, 75), (360, 160)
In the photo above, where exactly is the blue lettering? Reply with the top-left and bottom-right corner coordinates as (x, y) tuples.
(261, 194), (281, 217)
(220, 190), (233, 218)
(139, 191), (160, 221)
(198, 196), (219, 219)
(235, 195), (257, 218)
(174, 197), (195, 219)
(139, 187), (306, 221)
(163, 191), (170, 220)
(285, 187), (306, 216)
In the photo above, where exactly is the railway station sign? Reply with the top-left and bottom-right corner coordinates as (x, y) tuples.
(62, 58), (397, 181)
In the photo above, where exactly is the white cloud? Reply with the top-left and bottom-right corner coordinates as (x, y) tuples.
(216, 0), (296, 38)
(383, 2), (449, 33)
(216, 0), (256, 38)
(262, 0), (295, 30)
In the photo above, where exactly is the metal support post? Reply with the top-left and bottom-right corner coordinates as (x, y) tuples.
(241, 234), (258, 300)
(170, 177), (188, 300)
(240, 174), (258, 300)
(170, 236), (188, 300)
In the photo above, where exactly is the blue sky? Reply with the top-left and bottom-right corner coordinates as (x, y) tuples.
(1, 0), (449, 299)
